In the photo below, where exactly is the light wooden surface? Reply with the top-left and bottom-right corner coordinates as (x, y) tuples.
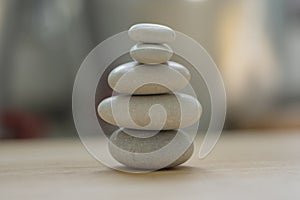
(1, 130), (300, 200)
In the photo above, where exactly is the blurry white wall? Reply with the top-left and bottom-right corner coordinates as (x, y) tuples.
(1, 0), (300, 138)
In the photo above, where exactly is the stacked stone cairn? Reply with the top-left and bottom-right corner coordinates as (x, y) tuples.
(98, 23), (202, 170)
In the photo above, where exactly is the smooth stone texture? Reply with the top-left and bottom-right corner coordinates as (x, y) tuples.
(108, 61), (191, 95)
(128, 23), (175, 44)
(130, 43), (173, 64)
(109, 129), (194, 170)
(97, 93), (202, 130)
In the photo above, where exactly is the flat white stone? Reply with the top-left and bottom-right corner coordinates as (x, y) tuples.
(97, 93), (202, 130)
(130, 43), (173, 64)
(109, 129), (194, 170)
(108, 61), (191, 95)
(128, 23), (175, 44)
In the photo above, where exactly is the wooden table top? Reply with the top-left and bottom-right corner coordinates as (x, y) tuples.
(1, 130), (300, 200)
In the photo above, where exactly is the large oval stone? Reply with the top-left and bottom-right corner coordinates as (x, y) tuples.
(97, 93), (202, 130)
(108, 61), (191, 95)
(130, 43), (173, 64)
(128, 23), (175, 44)
(109, 128), (194, 170)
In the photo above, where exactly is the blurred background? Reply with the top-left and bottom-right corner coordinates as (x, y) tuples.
(0, 0), (299, 139)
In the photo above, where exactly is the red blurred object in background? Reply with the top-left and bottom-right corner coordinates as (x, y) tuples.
(0, 110), (47, 139)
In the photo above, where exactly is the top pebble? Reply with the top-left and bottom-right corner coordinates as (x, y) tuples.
(128, 23), (175, 44)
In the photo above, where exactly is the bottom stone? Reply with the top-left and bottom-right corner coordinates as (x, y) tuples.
(108, 129), (194, 170)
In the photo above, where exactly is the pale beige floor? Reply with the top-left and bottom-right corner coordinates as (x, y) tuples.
(0, 130), (300, 200)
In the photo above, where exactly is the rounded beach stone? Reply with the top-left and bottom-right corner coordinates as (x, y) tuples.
(108, 61), (190, 95)
(97, 93), (202, 130)
(128, 23), (175, 44)
(108, 129), (194, 170)
(130, 43), (173, 64)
